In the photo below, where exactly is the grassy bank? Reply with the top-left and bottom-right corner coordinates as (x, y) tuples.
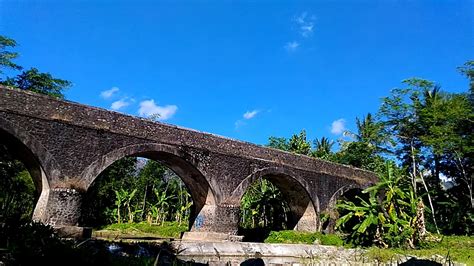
(264, 230), (344, 246)
(265, 231), (473, 265)
(97, 222), (188, 239)
(366, 235), (474, 265)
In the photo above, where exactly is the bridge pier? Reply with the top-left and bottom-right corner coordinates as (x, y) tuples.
(183, 204), (243, 241)
(293, 202), (319, 232)
(38, 188), (91, 238)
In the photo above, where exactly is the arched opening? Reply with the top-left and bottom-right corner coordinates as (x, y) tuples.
(0, 128), (49, 224)
(324, 187), (365, 233)
(80, 145), (215, 239)
(236, 169), (318, 242)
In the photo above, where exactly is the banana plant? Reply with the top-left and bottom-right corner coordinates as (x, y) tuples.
(336, 162), (424, 248)
(153, 187), (173, 225)
(114, 188), (129, 223)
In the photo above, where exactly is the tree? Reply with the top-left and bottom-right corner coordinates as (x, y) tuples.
(267, 137), (290, 151)
(312, 137), (334, 160)
(2, 68), (71, 99)
(458, 60), (474, 93)
(0, 35), (71, 99)
(334, 113), (388, 174)
(288, 130), (312, 156)
(267, 130), (312, 156)
(378, 73), (474, 235)
(0, 35), (22, 76)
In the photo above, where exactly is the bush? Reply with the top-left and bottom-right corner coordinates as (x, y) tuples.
(264, 230), (343, 246)
(100, 221), (188, 239)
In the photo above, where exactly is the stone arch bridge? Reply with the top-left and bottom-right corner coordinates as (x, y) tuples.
(0, 86), (377, 239)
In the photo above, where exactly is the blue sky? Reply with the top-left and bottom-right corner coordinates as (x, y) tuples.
(1, 0), (473, 146)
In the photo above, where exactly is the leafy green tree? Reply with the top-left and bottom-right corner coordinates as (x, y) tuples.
(0, 35), (22, 76)
(267, 130), (312, 156)
(458, 60), (474, 93)
(0, 36), (71, 98)
(378, 71), (473, 235)
(378, 79), (441, 232)
(2, 68), (71, 99)
(267, 137), (290, 151)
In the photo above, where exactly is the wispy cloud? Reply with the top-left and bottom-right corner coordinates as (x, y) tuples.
(234, 120), (246, 129)
(235, 109), (261, 129)
(243, 110), (259, 120)
(138, 99), (177, 120)
(100, 87), (119, 99)
(110, 98), (130, 111)
(331, 118), (346, 135)
(294, 12), (315, 38)
(284, 41), (300, 52)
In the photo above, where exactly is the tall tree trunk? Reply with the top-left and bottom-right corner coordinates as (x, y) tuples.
(410, 141), (439, 234)
(455, 151), (474, 208)
(141, 183), (148, 221)
(419, 172), (440, 234)
(410, 141), (418, 196)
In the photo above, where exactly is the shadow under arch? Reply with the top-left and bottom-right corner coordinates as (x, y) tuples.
(324, 184), (366, 233)
(231, 167), (319, 231)
(0, 125), (51, 222)
(80, 143), (216, 229)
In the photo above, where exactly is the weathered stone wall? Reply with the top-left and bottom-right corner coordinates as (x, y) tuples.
(44, 188), (82, 226)
(0, 86), (378, 235)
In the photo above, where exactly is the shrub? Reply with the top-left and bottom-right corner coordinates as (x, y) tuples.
(264, 230), (343, 246)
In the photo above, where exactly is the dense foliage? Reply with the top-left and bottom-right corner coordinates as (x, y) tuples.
(263, 61), (473, 245)
(336, 163), (426, 248)
(82, 158), (193, 228)
(239, 178), (291, 241)
(0, 143), (36, 224)
(0, 35), (71, 98)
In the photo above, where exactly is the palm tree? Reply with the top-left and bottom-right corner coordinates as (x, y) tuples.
(313, 137), (334, 159)
(343, 113), (391, 153)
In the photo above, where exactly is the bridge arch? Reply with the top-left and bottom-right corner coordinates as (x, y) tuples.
(80, 142), (217, 227)
(231, 167), (319, 231)
(0, 117), (51, 222)
(323, 183), (368, 233)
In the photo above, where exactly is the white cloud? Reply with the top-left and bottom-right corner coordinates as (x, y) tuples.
(100, 87), (119, 99)
(110, 98), (130, 111)
(331, 119), (346, 135)
(285, 41), (300, 51)
(138, 99), (177, 120)
(294, 12), (315, 38)
(243, 110), (259, 120)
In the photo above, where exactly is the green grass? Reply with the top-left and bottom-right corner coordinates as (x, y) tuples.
(264, 232), (473, 265)
(264, 230), (344, 246)
(365, 235), (474, 265)
(98, 221), (188, 239)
